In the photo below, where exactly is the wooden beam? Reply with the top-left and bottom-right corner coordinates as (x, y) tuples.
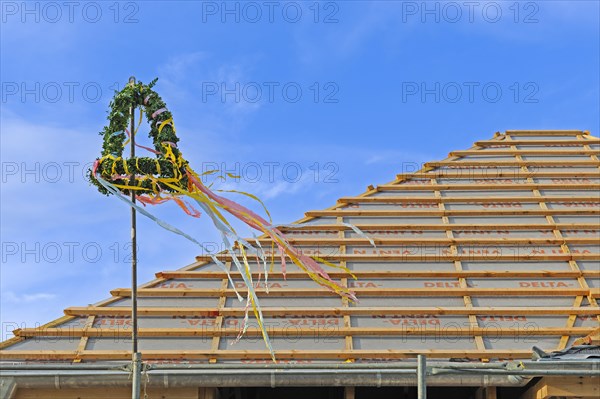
(0, 349), (537, 361)
(393, 171), (600, 179)
(378, 183), (600, 191)
(425, 160), (600, 167)
(195, 254), (599, 262)
(304, 209), (600, 217)
(503, 130), (587, 136)
(474, 139), (600, 146)
(156, 270), (600, 279)
(277, 223), (599, 231)
(336, 195), (600, 204)
(450, 150), (598, 156)
(520, 376), (600, 399)
(250, 237), (600, 246)
(110, 287), (591, 298)
(15, 326), (595, 339)
(64, 306), (600, 317)
(209, 260), (231, 363)
(73, 315), (95, 363)
(338, 215), (353, 361)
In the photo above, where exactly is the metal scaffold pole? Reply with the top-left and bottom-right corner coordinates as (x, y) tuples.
(417, 354), (427, 399)
(129, 76), (142, 399)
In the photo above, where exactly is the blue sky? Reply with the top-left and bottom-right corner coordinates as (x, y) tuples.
(1, 1), (599, 338)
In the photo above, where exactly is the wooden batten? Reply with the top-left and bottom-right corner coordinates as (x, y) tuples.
(474, 139), (600, 146)
(109, 287), (592, 298)
(304, 209), (600, 217)
(277, 223), (599, 231)
(425, 160), (599, 167)
(393, 171), (600, 179)
(450, 149), (598, 156)
(64, 306), (600, 317)
(194, 254), (599, 262)
(336, 195), (600, 204)
(379, 184), (600, 191)
(156, 270), (600, 279)
(0, 349), (537, 361)
(503, 130), (586, 136)
(249, 237), (600, 246)
(14, 326), (595, 339)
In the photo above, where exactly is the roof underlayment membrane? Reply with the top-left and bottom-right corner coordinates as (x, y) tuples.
(1, 131), (599, 386)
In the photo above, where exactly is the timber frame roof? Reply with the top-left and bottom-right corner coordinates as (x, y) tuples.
(1, 130), (599, 364)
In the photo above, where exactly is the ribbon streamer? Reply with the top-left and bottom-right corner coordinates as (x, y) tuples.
(92, 82), (370, 360)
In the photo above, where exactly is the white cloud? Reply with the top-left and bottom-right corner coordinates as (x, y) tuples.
(157, 52), (207, 101)
(154, 53), (263, 139)
(2, 291), (57, 303)
(161, 52), (206, 80)
(215, 169), (314, 203)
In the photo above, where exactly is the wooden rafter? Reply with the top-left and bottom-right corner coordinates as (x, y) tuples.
(209, 260), (231, 363)
(432, 171), (486, 353)
(73, 315), (95, 363)
(338, 215), (353, 360)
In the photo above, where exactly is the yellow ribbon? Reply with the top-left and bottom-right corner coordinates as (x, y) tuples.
(158, 117), (173, 134)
